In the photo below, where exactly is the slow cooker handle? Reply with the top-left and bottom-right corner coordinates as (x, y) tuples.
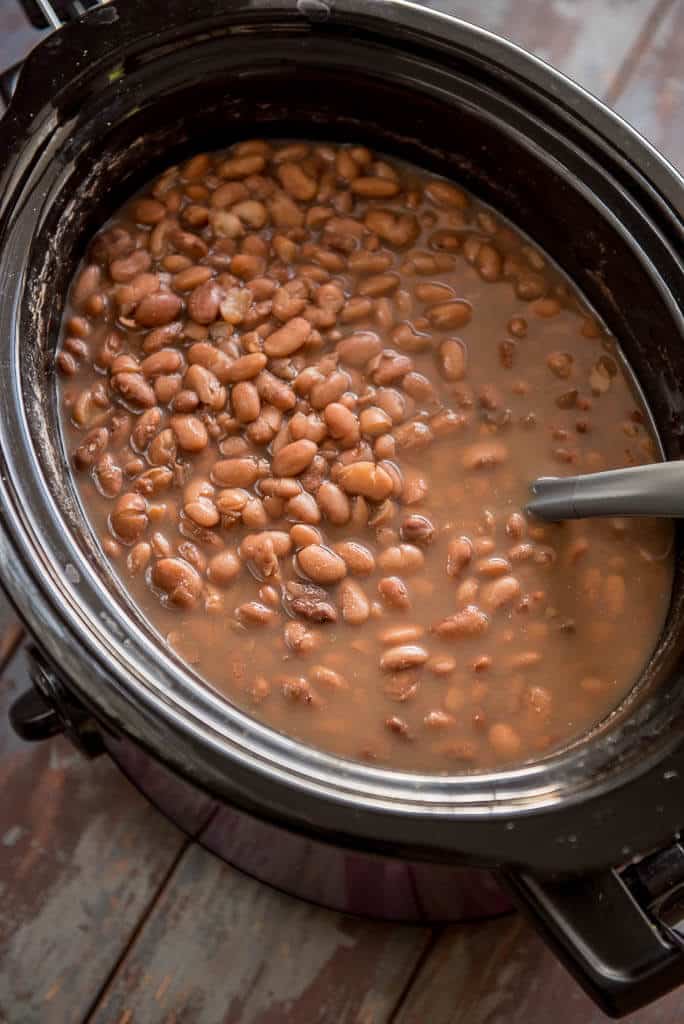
(505, 851), (684, 1017)
(8, 646), (105, 757)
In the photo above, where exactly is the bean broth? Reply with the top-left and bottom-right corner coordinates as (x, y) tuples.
(57, 140), (673, 772)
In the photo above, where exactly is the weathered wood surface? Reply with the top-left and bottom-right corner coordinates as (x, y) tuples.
(613, 0), (684, 170)
(89, 844), (432, 1024)
(394, 913), (684, 1024)
(0, 1), (683, 1023)
(427, 0), (670, 100)
(0, 633), (188, 1024)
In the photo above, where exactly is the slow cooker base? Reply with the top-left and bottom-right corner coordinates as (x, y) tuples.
(108, 734), (512, 924)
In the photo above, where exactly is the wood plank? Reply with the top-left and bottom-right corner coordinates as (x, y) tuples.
(612, 0), (684, 172)
(394, 914), (684, 1024)
(423, 0), (666, 98)
(0, 587), (23, 672)
(89, 843), (432, 1024)
(0, 642), (188, 1024)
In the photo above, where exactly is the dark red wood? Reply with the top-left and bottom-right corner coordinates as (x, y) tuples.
(88, 843), (432, 1024)
(0, 638), (188, 1024)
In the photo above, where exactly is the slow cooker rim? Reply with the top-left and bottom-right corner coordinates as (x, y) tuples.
(1, 0), (684, 871)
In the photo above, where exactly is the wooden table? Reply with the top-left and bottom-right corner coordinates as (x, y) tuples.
(1, 2), (683, 1021)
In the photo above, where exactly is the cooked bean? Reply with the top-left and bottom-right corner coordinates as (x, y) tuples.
(432, 606), (489, 639)
(287, 491), (321, 524)
(211, 457), (261, 488)
(427, 300), (472, 330)
(483, 576), (521, 610)
(332, 540), (375, 575)
(339, 579), (371, 625)
(438, 338), (466, 381)
(317, 481), (351, 525)
(74, 427), (109, 470)
(170, 414), (208, 452)
(264, 317), (312, 357)
(135, 291), (183, 327)
(338, 462), (394, 501)
(351, 177), (400, 198)
(324, 403), (360, 444)
(94, 453), (123, 498)
(377, 544), (424, 573)
(110, 493), (148, 543)
(297, 544), (347, 585)
(488, 723), (521, 759)
(381, 645), (428, 671)
(309, 371), (351, 409)
(378, 576), (411, 609)
(232, 381), (261, 423)
(400, 514), (435, 546)
(207, 549), (242, 586)
(272, 439), (318, 477)
(336, 332), (383, 367)
(111, 372), (156, 408)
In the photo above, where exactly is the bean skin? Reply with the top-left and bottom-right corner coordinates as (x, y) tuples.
(171, 415), (209, 452)
(483, 576), (521, 610)
(380, 645), (429, 672)
(264, 316), (311, 357)
(339, 579), (371, 624)
(153, 557), (203, 608)
(317, 481), (351, 525)
(272, 439), (318, 477)
(298, 544), (347, 584)
(338, 462), (394, 501)
(378, 576), (411, 609)
(333, 541), (375, 575)
(110, 493), (148, 543)
(432, 607), (489, 639)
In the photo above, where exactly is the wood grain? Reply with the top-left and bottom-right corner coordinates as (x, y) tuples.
(0, 642), (187, 1024)
(89, 843), (432, 1024)
(394, 914), (684, 1024)
(424, 0), (667, 98)
(612, 0), (684, 171)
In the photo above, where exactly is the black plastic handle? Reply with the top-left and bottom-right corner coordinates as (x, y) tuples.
(8, 647), (104, 757)
(504, 858), (684, 1017)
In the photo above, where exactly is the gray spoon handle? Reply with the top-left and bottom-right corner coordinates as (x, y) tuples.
(527, 462), (684, 521)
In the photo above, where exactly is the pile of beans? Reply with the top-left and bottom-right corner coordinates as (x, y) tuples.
(58, 139), (672, 771)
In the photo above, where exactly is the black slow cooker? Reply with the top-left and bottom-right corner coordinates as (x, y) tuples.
(2, 0), (684, 1016)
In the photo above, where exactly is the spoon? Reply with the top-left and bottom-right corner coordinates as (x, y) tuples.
(526, 461), (684, 521)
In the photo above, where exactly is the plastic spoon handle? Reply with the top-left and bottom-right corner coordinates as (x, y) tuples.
(526, 461), (684, 521)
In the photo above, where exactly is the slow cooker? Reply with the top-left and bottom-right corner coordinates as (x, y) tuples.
(2, 0), (684, 1016)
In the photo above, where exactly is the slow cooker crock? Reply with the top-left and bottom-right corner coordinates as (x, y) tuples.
(2, 0), (684, 1015)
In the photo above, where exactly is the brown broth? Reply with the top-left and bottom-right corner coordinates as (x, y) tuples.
(57, 140), (673, 772)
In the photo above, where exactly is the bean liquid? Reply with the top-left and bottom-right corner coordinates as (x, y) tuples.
(58, 140), (673, 772)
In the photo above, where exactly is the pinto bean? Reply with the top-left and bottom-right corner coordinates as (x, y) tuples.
(135, 291), (183, 327)
(333, 540), (376, 575)
(272, 439), (318, 477)
(378, 576), (410, 609)
(153, 557), (203, 608)
(171, 415), (209, 452)
(432, 606), (489, 639)
(298, 544), (347, 584)
(380, 645), (428, 671)
(427, 300), (472, 330)
(439, 338), (467, 381)
(339, 579), (371, 624)
(338, 462), (394, 501)
(110, 493), (148, 543)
